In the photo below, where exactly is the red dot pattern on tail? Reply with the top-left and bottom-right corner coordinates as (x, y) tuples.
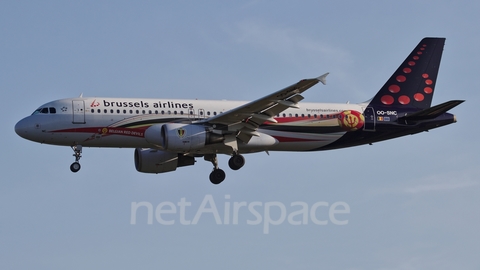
(380, 43), (435, 106)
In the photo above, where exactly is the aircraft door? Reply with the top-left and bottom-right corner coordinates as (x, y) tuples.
(72, 100), (86, 124)
(363, 107), (375, 131)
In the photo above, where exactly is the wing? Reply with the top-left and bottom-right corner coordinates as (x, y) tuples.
(200, 73), (329, 143)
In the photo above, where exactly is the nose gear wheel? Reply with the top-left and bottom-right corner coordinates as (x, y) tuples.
(70, 145), (83, 173)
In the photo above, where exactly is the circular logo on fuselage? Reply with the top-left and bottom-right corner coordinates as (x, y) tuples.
(338, 110), (365, 131)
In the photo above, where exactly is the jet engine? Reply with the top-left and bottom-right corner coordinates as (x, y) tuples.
(134, 148), (195, 173)
(144, 123), (224, 152)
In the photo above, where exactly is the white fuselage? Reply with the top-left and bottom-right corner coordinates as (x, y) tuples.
(15, 97), (364, 153)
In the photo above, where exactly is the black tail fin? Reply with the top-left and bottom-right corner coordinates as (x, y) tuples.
(368, 37), (445, 109)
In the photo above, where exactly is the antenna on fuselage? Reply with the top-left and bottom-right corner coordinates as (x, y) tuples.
(79, 93), (83, 98)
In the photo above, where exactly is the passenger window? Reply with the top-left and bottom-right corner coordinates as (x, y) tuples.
(49, 107), (56, 114)
(91, 109), (95, 113)
(97, 109), (101, 113)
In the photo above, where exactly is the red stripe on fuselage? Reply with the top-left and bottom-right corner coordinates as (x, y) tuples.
(52, 127), (148, 138)
(272, 136), (323, 143)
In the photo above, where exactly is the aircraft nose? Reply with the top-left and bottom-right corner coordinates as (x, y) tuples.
(15, 117), (33, 139)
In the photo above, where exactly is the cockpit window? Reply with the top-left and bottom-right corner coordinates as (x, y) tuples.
(31, 107), (57, 115)
(31, 108), (41, 115)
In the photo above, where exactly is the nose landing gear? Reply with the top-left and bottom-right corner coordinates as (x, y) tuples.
(70, 145), (82, 173)
(70, 161), (81, 172)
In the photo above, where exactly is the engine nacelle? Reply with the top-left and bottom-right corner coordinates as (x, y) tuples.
(134, 148), (195, 174)
(145, 123), (224, 152)
(162, 123), (207, 152)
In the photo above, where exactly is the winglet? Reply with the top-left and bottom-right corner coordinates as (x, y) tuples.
(317, 72), (329, 85)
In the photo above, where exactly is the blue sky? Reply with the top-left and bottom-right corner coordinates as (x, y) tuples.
(1, 1), (478, 269)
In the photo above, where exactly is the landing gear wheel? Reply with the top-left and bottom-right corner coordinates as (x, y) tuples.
(70, 162), (81, 173)
(70, 144), (83, 173)
(209, 169), (226, 185)
(228, 154), (245, 170)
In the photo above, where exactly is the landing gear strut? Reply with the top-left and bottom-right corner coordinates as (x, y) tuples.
(205, 154), (226, 185)
(70, 145), (82, 173)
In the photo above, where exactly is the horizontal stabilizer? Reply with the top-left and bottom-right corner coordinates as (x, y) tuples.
(398, 100), (464, 121)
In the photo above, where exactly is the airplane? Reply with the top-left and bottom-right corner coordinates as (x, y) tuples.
(15, 37), (463, 184)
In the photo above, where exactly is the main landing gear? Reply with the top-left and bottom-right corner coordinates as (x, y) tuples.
(205, 153), (245, 185)
(70, 145), (82, 173)
(228, 154), (245, 170)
